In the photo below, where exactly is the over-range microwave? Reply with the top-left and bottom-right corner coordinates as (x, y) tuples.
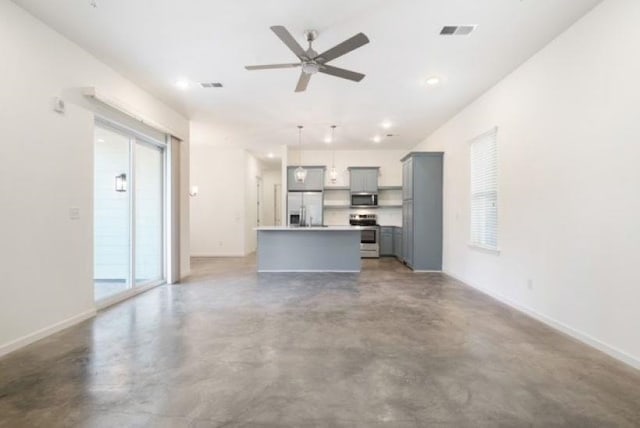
(351, 193), (378, 208)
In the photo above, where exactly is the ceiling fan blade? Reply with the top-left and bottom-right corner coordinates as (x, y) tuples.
(319, 65), (365, 82)
(271, 25), (307, 59)
(245, 63), (300, 70)
(295, 72), (311, 92)
(315, 32), (369, 63)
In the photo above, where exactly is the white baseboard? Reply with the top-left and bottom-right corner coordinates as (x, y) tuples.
(190, 253), (247, 258)
(0, 309), (96, 359)
(444, 270), (640, 370)
(258, 270), (360, 273)
(95, 281), (163, 310)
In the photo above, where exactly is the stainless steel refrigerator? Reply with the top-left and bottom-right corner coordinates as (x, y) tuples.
(287, 192), (323, 226)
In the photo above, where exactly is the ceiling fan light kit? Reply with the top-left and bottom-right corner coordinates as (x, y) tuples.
(245, 26), (369, 92)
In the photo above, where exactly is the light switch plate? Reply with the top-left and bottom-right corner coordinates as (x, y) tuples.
(53, 97), (65, 114)
(69, 207), (80, 220)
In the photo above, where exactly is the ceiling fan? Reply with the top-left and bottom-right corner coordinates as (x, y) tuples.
(245, 26), (370, 92)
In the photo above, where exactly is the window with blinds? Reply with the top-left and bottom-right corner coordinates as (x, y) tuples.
(470, 128), (498, 250)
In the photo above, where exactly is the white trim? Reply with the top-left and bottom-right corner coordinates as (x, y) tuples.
(444, 270), (640, 370)
(0, 309), (96, 358)
(257, 270), (360, 273)
(467, 243), (501, 255)
(95, 280), (164, 310)
(85, 87), (184, 140)
(466, 126), (499, 145)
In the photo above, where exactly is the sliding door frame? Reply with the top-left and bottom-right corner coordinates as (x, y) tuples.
(94, 117), (169, 309)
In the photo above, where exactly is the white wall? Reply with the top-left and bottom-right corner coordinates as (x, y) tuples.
(189, 125), (271, 257)
(288, 149), (406, 226)
(0, 0), (190, 355)
(189, 145), (246, 256)
(244, 152), (263, 254)
(413, 0), (640, 368)
(261, 168), (282, 227)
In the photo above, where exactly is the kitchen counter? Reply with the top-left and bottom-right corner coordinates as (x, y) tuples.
(255, 227), (362, 272)
(255, 226), (378, 231)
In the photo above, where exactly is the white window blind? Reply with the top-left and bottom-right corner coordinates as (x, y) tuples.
(470, 128), (498, 250)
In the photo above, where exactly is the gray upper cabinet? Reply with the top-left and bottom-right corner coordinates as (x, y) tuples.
(402, 157), (413, 200)
(401, 152), (443, 271)
(348, 167), (379, 193)
(287, 166), (325, 191)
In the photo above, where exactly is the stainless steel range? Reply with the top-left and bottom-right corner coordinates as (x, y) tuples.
(349, 214), (379, 258)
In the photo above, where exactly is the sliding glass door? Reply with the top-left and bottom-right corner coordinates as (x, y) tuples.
(94, 127), (131, 300)
(94, 122), (165, 302)
(134, 141), (164, 285)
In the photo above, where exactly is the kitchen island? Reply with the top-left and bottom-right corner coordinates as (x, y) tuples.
(255, 226), (365, 272)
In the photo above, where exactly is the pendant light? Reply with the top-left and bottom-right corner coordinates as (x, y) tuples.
(294, 125), (307, 183)
(329, 125), (338, 184)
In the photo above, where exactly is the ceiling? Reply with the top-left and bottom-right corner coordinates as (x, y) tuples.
(14, 0), (601, 156)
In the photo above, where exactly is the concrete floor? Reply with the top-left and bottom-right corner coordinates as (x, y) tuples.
(1, 257), (639, 427)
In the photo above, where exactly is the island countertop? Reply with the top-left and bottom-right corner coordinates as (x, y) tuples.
(255, 226), (378, 231)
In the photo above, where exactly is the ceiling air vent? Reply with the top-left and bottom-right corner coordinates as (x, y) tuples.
(200, 82), (223, 88)
(440, 25), (476, 36)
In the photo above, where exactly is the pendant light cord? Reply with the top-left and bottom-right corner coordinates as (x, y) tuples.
(331, 125), (336, 168)
(297, 125), (303, 166)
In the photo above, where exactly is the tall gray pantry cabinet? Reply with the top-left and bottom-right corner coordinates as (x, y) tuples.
(401, 152), (443, 271)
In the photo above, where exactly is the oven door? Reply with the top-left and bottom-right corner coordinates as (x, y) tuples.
(361, 229), (377, 245)
(351, 193), (378, 207)
(360, 228), (379, 258)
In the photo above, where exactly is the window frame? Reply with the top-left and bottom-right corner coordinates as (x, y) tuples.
(468, 127), (500, 254)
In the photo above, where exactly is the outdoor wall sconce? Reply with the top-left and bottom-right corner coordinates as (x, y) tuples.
(115, 173), (127, 192)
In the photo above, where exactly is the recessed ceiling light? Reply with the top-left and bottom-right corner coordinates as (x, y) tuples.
(424, 76), (441, 86)
(324, 136), (332, 144)
(372, 135), (382, 143)
(380, 120), (392, 129)
(175, 79), (190, 90)
(267, 152), (275, 158)
(97, 138), (104, 143)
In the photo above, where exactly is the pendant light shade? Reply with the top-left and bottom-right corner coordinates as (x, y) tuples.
(329, 125), (338, 184)
(294, 166), (307, 183)
(329, 166), (338, 183)
(295, 125), (306, 183)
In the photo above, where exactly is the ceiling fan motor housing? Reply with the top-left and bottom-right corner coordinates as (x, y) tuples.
(302, 61), (320, 74)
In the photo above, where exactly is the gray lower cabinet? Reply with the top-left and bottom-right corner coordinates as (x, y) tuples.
(380, 226), (394, 256)
(401, 152), (443, 271)
(393, 227), (403, 259)
(287, 166), (325, 191)
(402, 200), (414, 267)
